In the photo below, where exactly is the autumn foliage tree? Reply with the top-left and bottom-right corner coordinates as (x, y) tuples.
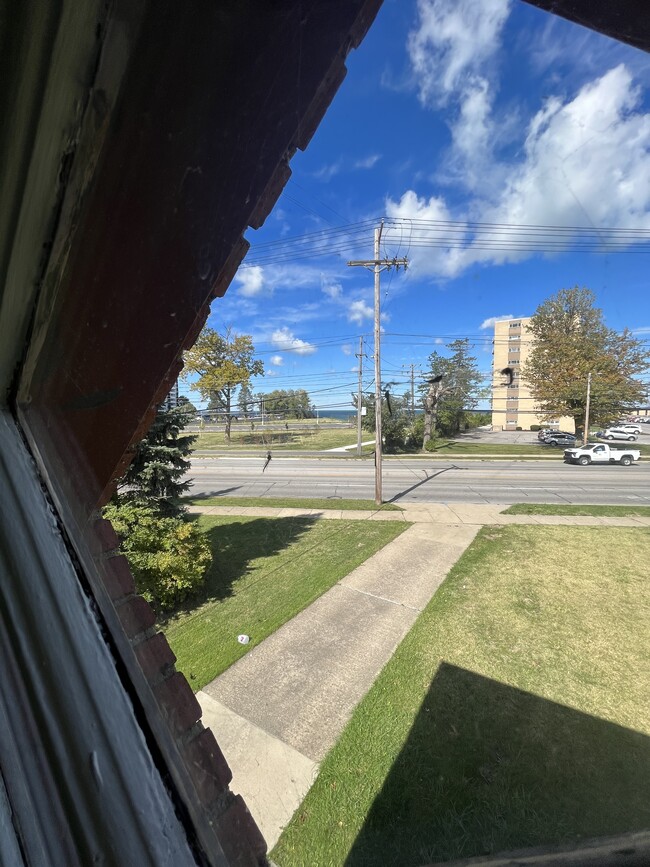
(182, 327), (264, 441)
(522, 287), (650, 436)
(257, 388), (315, 419)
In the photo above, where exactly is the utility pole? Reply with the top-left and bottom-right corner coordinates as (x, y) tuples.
(356, 335), (364, 456)
(583, 371), (592, 446)
(348, 223), (407, 505)
(410, 363), (416, 421)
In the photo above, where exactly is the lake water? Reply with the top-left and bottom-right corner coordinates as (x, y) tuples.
(317, 409), (356, 421)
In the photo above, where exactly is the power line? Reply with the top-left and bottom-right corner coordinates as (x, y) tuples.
(288, 180), (348, 224)
(239, 216), (650, 267)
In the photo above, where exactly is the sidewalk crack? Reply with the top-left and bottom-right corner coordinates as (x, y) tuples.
(340, 583), (421, 611)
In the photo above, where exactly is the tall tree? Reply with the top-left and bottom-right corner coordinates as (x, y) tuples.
(522, 287), (650, 436)
(117, 403), (196, 516)
(419, 339), (485, 447)
(177, 395), (198, 415)
(237, 382), (254, 418)
(360, 389), (421, 453)
(107, 403), (212, 610)
(182, 327), (264, 440)
(258, 388), (315, 419)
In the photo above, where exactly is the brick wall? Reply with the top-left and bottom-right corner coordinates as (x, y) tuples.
(94, 517), (267, 866)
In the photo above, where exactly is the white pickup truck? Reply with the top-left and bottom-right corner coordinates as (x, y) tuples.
(564, 443), (641, 466)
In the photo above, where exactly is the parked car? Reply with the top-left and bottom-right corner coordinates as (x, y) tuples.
(540, 430), (574, 442)
(564, 443), (640, 466)
(613, 423), (643, 434)
(544, 433), (577, 447)
(596, 428), (638, 441)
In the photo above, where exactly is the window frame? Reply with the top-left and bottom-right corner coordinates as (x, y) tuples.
(0, 1), (384, 862)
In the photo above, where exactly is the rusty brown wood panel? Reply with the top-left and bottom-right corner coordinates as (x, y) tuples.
(20, 0), (382, 521)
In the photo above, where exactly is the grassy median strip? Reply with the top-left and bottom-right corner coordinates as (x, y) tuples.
(273, 525), (650, 866)
(186, 495), (401, 511)
(504, 503), (650, 517)
(191, 427), (360, 451)
(427, 439), (650, 456)
(428, 440), (556, 455)
(161, 515), (406, 690)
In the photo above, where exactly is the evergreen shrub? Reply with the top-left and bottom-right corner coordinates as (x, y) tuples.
(104, 501), (211, 610)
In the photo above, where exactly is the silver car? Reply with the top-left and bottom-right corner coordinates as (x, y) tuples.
(596, 428), (638, 442)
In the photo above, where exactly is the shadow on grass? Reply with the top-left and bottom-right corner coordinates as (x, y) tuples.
(171, 515), (318, 613)
(429, 440), (456, 452)
(346, 663), (650, 866)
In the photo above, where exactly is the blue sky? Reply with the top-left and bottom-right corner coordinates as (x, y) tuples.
(185, 0), (650, 413)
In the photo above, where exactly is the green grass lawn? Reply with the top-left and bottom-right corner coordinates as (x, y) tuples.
(427, 440), (555, 455)
(273, 525), (650, 866)
(190, 428), (650, 457)
(186, 495), (401, 511)
(425, 440), (650, 457)
(161, 515), (406, 690)
(191, 427), (361, 451)
(504, 503), (650, 517)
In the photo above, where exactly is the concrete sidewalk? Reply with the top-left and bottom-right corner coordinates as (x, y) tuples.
(188, 501), (650, 527)
(199, 520), (479, 848)
(192, 501), (650, 849)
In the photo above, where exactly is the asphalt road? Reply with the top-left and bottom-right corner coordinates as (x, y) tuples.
(186, 456), (650, 505)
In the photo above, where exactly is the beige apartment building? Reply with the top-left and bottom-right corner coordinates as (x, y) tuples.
(491, 317), (575, 432)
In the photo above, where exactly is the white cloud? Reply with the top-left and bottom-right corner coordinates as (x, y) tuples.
(408, 0), (511, 106)
(387, 64), (650, 279)
(322, 278), (342, 299)
(235, 265), (265, 297)
(341, 344), (353, 355)
(270, 327), (316, 355)
(385, 190), (470, 278)
(274, 208), (291, 237)
(270, 354), (284, 366)
(264, 263), (336, 292)
(347, 300), (374, 324)
(493, 65), (650, 232)
(354, 154), (381, 169)
(447, 77), (500, 191)
(480, 314), (515, 330)
(314, 160), (342, 181)
(387, 189), (452, 223)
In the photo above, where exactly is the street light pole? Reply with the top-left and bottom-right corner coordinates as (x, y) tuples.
(356, 335), (364, 456)
(583, 372), (592, 446)
(373, 225), (382, 504)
